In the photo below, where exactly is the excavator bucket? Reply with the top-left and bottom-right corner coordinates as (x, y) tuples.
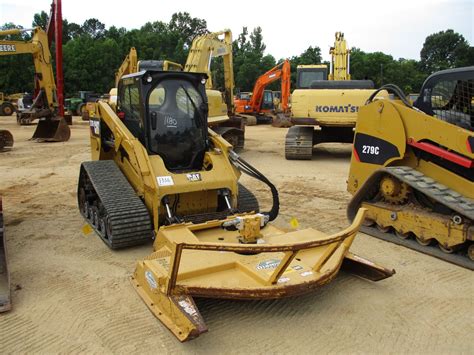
(31, 117), (71, 142)
(131, 208), (394, 341)
(271, 112), (293, 128)
(0, 197), (11, 312)
(0, 130), (14, 151)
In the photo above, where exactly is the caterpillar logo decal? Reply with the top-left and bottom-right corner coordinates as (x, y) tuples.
(353, 133), (400, 165)
(315, 104), (359, 113)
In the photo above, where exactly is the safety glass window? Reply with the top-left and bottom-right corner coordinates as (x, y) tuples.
(147, 79), (207, 171)
(432, 80), (473, 130)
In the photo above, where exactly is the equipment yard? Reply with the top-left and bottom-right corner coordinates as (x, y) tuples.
(0, 116), (471, 353)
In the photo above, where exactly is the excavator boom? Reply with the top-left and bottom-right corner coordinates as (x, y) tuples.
(115, 47), (138, 88)
(246, 60), (291, 113)
(185, 29), (234, 111)
(0, 26), (70, 141)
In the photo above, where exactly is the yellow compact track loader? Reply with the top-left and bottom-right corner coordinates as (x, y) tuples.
(347, 67), (474, 269)
(78, 69), (394, 341)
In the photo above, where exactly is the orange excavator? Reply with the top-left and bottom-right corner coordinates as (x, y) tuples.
(234, 59), (290, 124)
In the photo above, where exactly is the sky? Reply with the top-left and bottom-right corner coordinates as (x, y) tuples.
(1, 0), (473, 61)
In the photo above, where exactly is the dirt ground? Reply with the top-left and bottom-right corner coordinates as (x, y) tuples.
(0, 116), (472, 354)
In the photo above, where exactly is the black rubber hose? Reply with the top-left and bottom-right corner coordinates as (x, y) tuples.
(366, 84), (412, 108)
(232, 154), (279, 221)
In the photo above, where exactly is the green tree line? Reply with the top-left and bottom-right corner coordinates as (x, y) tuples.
(0, 11), (472, 97)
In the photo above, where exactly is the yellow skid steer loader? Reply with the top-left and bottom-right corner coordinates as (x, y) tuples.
(78, 69), (394, 341)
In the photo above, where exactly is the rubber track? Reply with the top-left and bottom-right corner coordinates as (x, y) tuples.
(285, 126), (313, 160)
(348, 166), (473, 269)
(78, 160), (153, 249)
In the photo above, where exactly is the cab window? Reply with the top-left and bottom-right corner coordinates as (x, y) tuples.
(431, 79), (473, 130)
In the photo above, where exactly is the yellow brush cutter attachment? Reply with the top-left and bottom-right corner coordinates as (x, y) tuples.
(31, 117), (71, 142)
(131, 209), (394, 341)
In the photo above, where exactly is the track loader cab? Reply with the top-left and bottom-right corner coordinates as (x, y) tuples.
(117, 70), (209, 171)
(413, 67), (473, 130)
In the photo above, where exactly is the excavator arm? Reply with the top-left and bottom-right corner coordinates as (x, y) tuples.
(0, 27), (70, 141)
(329, 32), (351, 81)
(0, 28), (57, 113)
(115, 47), (138, 88)
(184, 30), (234, 112)
(248, 60), (291, 112)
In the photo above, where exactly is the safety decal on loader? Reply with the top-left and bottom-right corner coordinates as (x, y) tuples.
(157, 176), (174, 186)
(145, 271), (157, 289)
(256, 259), (281, 270)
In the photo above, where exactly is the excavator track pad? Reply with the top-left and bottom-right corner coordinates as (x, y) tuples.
(131, 208), (394, 341)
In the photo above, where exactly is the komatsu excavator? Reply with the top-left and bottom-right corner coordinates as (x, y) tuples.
(78, 67), (394, 341)
(347, 66), (474, 269)
(285, 32), (384, 159)
(234, 59), (291, 124)
(0, 27), (70, 141)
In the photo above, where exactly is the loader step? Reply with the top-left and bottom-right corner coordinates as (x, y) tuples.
(78, 160), (153, 249)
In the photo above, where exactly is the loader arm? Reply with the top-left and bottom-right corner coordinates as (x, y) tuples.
(0, 28), (57, 112)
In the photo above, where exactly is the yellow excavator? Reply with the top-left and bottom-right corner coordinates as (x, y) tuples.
(285, 32), (385, 159)
(0, 27), (70, 141)
(347, 66), (474, 269)
(184, 29), (245, 149)
(78, 67), (394, 341)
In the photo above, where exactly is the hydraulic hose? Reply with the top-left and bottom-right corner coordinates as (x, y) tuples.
(229, 150), (279, 221)
(366, 84), (412, 108)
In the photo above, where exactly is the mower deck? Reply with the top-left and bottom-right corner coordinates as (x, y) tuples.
(131, 209), (394, 341)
